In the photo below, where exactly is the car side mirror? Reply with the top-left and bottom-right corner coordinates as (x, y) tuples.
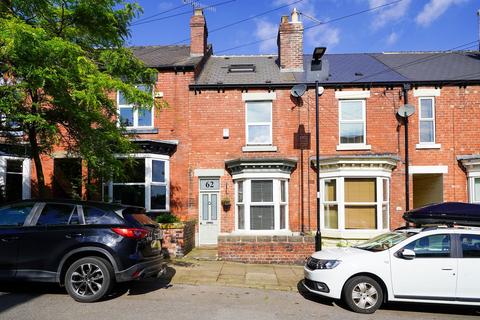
(399, 249), (416, 260)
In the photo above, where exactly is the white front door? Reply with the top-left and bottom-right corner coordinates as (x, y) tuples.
(456, 233), (480, 301)
(390, 234), (457, 299)
(198, 178), (220, 245)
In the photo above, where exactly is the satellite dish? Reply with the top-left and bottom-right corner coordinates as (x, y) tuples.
(397, 104), (415, 118)
(291, 84), (307, 98)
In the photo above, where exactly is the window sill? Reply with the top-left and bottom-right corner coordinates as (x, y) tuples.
(126, 128), (158, 134)
(229, 230), (293, 236)
(242, 145), (278, 152)
(415, 143), (441, 149)
(336, 144), (371, 151)
(322, 229), (387, 240)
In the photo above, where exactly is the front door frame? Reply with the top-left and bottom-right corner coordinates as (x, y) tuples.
(198, 177), (221, 246)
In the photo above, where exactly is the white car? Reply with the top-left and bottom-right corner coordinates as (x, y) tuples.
(303, 226), (480, 313)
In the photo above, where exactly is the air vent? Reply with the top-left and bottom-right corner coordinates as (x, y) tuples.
(228, 64), (256, 73)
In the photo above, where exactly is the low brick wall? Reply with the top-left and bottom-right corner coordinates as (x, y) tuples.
(160, 221), (195, 258)
(218, 235), (315, 264)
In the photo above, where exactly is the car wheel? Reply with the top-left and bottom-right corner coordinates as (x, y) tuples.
(343, 276), (383, 314)
(65, 257), (114, 303)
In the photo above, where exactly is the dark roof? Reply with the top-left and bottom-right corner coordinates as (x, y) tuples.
(193, 51), (480, 87)
(195, 55), (301, 85)
(130, 45), (203, 69)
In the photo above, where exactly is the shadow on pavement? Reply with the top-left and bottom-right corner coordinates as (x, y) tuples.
(108, 266), (177, 299)
(297, 280), (479, 316)
(0, 282), (64, 314)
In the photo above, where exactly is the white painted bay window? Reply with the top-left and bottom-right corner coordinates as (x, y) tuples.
(103, 155), (169, 212)
(118, 85), (154, 128)
(470, 177), (480, 204)
(321, 177), (389, 231)
(246, 101), (272, 145)
(235, 179), (288, 232)
(339, 100), (365, 145)
(419, 97), (435, 144)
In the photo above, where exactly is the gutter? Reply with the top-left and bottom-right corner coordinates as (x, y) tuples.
(189, 79), (480, 91)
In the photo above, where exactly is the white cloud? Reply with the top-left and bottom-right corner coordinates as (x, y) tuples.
(254, 19), (278, 53)
(369, 0), (412, 29)
(157, 1), (174, 11)
(306, 24), (340, 49)
(416, 0), (468, 27)
(386, 31), (399, 45)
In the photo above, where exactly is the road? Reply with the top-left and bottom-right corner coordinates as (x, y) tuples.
(1, 277), (478, 320)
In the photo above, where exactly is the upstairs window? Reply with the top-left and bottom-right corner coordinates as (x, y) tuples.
(246, 101), (272, 145)
(118, 85), (153, 128)
(339, 100), (366, 145)
(419, 97), (435, 144)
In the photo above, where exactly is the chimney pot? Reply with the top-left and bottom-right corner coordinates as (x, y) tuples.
(194, 8), (203, 16)
(291, 8), (300, 23)
(281, 15), (289, 24)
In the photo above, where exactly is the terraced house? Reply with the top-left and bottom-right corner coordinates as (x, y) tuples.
(2, 8), (480, 263)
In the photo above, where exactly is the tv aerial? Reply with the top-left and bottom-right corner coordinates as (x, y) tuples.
(183, 0), (218, 12)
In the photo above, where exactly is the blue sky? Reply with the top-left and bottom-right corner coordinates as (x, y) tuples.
(127, 0), (480, 55)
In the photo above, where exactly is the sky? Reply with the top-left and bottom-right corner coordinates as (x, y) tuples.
(126, 0), (480, 55)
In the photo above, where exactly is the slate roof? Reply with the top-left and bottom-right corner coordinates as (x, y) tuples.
(193, 51), (480, 87)
(130, 45), (203, 69)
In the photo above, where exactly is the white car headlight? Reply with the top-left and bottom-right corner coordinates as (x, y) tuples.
(307, 257), (341, 270)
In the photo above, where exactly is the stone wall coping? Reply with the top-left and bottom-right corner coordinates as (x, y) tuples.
(159, 220), (196, 229)
(218, 234), (314, 243)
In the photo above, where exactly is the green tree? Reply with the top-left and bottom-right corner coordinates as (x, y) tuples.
(0, 0), (160, 197)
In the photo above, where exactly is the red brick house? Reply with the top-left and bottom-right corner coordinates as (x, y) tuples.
(3, 8), (480, 263)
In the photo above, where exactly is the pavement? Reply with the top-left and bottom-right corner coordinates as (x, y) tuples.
(167, 248), (304, 291)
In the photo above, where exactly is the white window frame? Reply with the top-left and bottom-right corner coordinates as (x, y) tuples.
(117, 86), (154, 129)
(338, 99), (367, 147)
(234, 178), (289, 234)
(469, 176), (480, 204)
(245, 100), (272, 145)
(418, 97), (436, 144)
(320, 175), (389, 233)
(103, 154), (169, 212)
(0, 156), (31, 200)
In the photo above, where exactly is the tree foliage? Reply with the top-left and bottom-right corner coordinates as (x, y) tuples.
(0, 0), (161, 197)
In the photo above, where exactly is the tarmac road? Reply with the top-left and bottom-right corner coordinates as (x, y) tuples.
(0, 278), (478, 320)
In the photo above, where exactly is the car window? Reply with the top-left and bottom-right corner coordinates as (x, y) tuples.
(0, 203), (34, 226)
(37, 204), (76, 226)
(403, 234), (451, 258)
(460, 234), (480, 258)
(83, 206), (124, 225)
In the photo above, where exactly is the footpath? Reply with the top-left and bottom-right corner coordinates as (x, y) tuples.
(166, 248), (305, 292)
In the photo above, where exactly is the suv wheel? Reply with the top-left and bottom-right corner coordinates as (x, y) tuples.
(65, 257), (113, 303)
(343, 276), (383, 314)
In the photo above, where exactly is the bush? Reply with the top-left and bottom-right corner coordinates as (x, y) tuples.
(155, 213), (180, 224)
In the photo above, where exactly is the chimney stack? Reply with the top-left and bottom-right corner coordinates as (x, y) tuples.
(190, 8), (208, 56)
(277, 8), (304, 72)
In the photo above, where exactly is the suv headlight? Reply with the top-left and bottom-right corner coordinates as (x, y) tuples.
(307, 257), (341, 270)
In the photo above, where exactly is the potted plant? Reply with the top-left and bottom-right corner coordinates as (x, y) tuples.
(221, 196), (231, 211)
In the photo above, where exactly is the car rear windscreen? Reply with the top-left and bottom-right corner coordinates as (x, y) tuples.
(122, 207), (158, 227)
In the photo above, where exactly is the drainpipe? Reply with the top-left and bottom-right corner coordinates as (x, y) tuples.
(403, 84), (411, 218)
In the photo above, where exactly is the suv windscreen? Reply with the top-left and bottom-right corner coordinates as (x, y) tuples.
(83, 206), (125, 225)
(37, 204), (76, 226)
(0, 203), (34, 226)
(354, 231), (417, 252)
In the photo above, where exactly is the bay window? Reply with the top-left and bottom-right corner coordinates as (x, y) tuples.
(321, 177), (389, 231)
(235, 179), (288, 232)
(103, 156), (169, 212)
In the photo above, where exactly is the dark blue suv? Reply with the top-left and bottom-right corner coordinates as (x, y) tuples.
(0, 199), (164, 302)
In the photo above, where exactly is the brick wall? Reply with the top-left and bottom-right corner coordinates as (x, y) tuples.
(160, 220), (196, 258)
(218, 235), (315, 264)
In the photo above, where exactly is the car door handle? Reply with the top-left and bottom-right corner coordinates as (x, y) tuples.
(1, 236), (19, 242)
(65, 233), (83, 239)
(441, 268), (453, 271)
